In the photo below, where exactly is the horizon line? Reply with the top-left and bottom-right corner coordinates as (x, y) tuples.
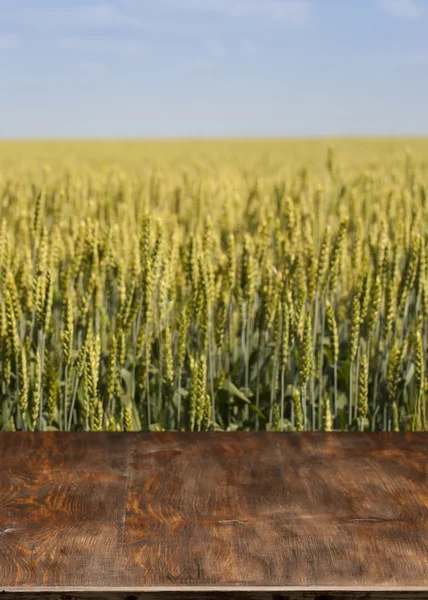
(1, 134), (428, 142)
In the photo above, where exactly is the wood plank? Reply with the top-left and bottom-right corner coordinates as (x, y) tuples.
(122, 433), (428, 589)
(3, 593), (428, 600)
(0, 432), (427, 596)
(0, 432), (132, 588)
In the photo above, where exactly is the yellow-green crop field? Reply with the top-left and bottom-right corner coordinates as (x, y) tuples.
(1, 138), (428, 432)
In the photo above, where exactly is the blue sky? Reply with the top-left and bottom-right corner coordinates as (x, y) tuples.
(0, 0), (427, 137)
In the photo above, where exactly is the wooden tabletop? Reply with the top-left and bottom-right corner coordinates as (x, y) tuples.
(0, 433), (427, 599)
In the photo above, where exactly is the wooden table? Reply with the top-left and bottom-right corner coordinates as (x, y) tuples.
(0, 433), (427, 600)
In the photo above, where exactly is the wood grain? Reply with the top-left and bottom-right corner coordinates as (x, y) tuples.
(2, 594), (428, 600)
(0, 433), (427, 597)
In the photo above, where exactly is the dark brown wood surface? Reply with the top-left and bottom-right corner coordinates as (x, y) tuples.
(0, 433), (427, 597)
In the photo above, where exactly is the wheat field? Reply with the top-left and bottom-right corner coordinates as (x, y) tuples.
(1, 139), (428, 432)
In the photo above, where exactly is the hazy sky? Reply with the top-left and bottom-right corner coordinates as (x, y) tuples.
(0, 0), (427, 137)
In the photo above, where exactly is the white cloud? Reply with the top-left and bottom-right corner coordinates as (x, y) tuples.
(128, 0), (311, 25)
(378, 0), (422, 18)
(7, 1), (310, 43)
(59, 36), (145, 57)
(164, 0), (310, 25)
(0, 33), (19, 49)
(41, 4), (144, 30)
(20, 3), (196, 35)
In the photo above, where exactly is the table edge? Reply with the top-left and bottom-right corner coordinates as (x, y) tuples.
(3, 587), (428, 593)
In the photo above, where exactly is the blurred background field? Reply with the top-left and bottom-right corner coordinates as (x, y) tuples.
(2, 138), (428, 173)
